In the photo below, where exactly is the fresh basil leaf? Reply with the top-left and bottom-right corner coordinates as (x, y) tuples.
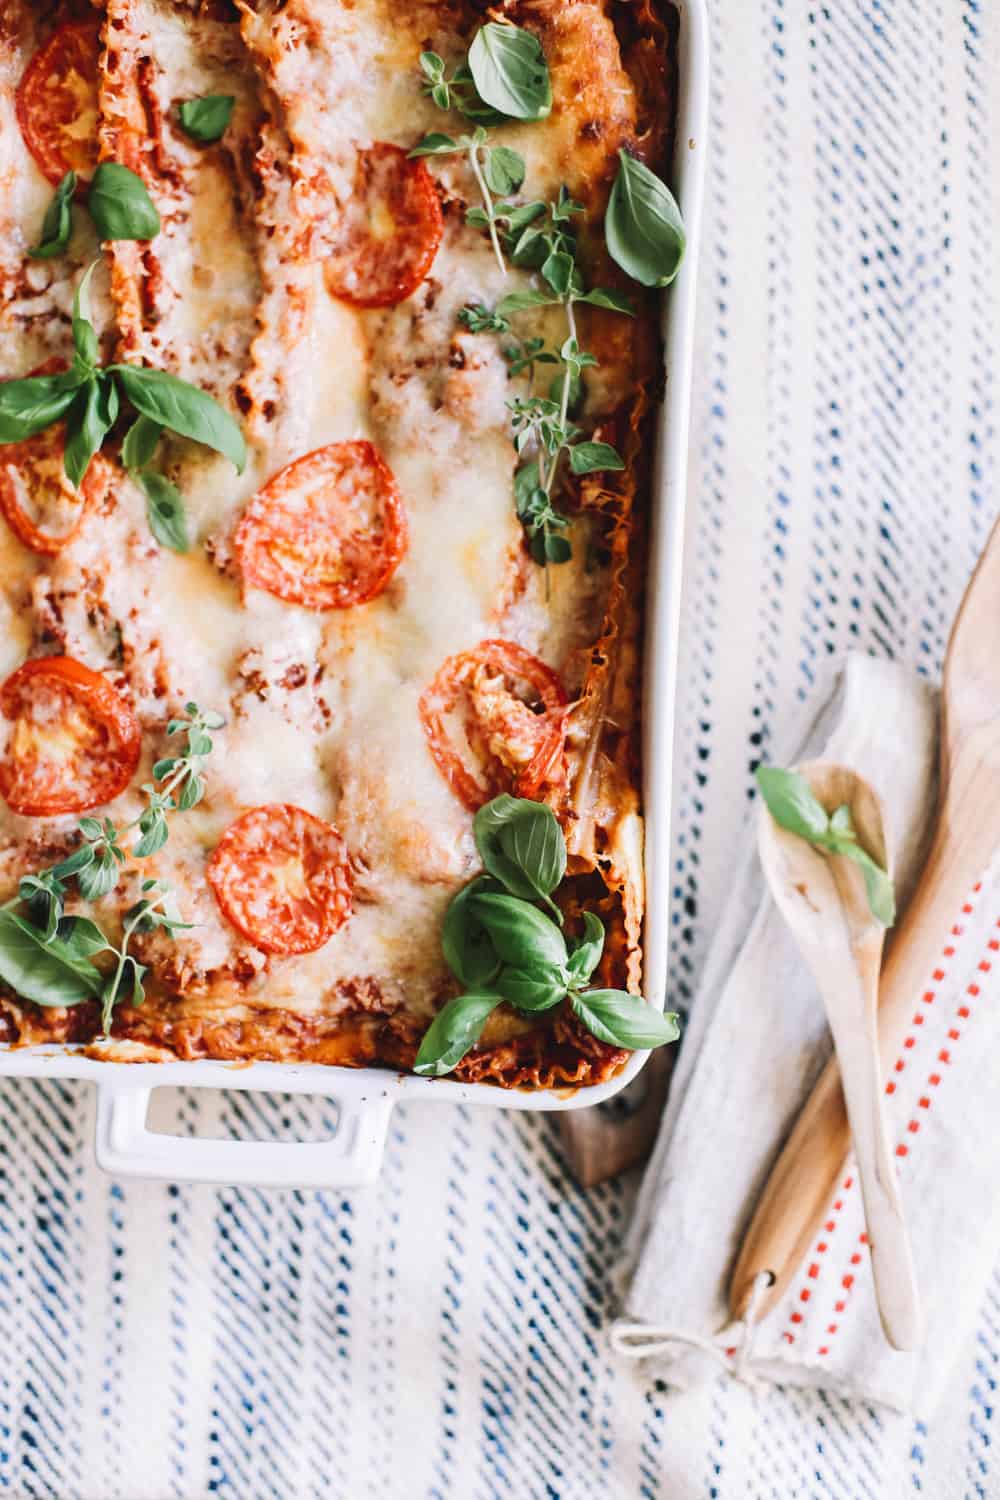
(442, 874), (503, 989)
(408, 133), (462, 158)
(568, 441), (625, 476)
(70, 260), (102, 369)
(495, 966), (566, 1013)
(88, 162), (161, 242)
(576, 287), (636, 315)
(18, 874), (65, 942)
(470, 892), (567, 970)
(0, 909), (103, 1007)
(570, 989), (680, 1050)
(177, 94), (234, 144)
(473, 795), (566, 915)
(566, 911), (605, 986)
(112, 365), (246, 472)
(496, 289), (557, 316)
(135, 470), (190, 553)
(484, 146), (525, 196)
(467, 23), (552, 121)
(121, 414), (163, 471)
(57, 915), (112, 960)
(0, 370), (81, 443)
(606, 150), (685, 289)
(63, 373), (117, 487)
(755, 766), (831, 843)
(834, 841), (897, 927)
(414, 991), (503, 1077)
(30, 171), (76, 260)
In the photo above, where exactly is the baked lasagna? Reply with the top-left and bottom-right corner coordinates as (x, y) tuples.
(0, 0), (677, 1087)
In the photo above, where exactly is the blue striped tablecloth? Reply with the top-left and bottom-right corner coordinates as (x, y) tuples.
(1, 1), (998, 1495)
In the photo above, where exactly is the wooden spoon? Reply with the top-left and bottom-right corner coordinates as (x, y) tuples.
(752, 762), (921, 1351)
(731, 512), (1000, 1339)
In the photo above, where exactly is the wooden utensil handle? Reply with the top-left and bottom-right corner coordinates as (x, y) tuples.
(730, 768), (996, 1325)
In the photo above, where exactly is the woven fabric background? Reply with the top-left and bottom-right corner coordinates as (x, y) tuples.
(1, 1), (998, 1496)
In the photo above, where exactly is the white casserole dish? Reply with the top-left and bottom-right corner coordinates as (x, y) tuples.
(0, 0), (709, 1188)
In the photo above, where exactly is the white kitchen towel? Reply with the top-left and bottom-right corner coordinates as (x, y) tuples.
(614, 652), (1000, 1416)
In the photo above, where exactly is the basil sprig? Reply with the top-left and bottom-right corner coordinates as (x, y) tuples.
(414, 795), (680, 1077)
(0, 261), (244, 545)
(756, 767), (896, 926)
(466, 24), (551, 122)
(30, 171), (77, 260)
(605, 150), (686, 289)
(177, 94), (235, 144)
(419, 23), (550, 124)
(88, 162), (161, 242)
(0, 705), (223, 1030)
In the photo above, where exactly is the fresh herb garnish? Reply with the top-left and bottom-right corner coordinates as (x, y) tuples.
(0, 261), (244, 545)
(418, 24), (550, 125)
(0, 704), (224, 1032)
(410, 128), (526, 276)
(414, 794), (680, 1076)
(605, 149), (686, 289)
(456, 189), (632, 567)
(30, 170), (76, 260)
(755, 766), (896, 927)
(177, 94), (235, 144)
(88, 162), (162, 243)
(466, 23), (552, 122)
(413, 35), (680, 574)
(135, 471), (189, 552)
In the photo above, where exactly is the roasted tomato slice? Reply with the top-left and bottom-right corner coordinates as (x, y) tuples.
(419, 640), (569, 812)
(0, 425), (109, 554)
(323, 142), (443, 309)
(207, 804), (353, 956)
(0, 657), (141, 817)
(0, 359), (107, 554)
(16, 21), (101, 188)
(235, 440), (408, 610)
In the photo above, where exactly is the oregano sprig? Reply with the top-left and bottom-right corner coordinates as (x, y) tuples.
(755, 766), (896, 926)
(0, 704), (224, 1033)
(410, 129), (526, 276)
(414, 795), (680, 1076)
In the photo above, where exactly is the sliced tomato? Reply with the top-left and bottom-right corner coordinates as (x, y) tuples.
(419, 640), (569, 812)
(0, 657), (141, 817)
(16, 21), (101, 188)
(323, 142), (443, 309)
(235, 441), (408, 610)
(207, 804), (353, 956)
(0, 424), (109, 554)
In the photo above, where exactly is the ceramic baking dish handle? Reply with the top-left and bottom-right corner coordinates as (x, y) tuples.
(94, 1082), (393, 1188)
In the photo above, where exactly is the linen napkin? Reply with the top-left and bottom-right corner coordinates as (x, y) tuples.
(613, 653), (1000, 1415)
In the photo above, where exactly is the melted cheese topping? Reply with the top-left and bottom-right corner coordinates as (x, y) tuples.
(0, 0), (652, 1039)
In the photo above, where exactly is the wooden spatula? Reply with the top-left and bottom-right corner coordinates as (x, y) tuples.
(755, 762), (921, 1350)
(730, 513), (1000, 1332)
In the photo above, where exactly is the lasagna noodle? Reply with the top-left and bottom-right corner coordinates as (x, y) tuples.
(0, 0), (675, 1088)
